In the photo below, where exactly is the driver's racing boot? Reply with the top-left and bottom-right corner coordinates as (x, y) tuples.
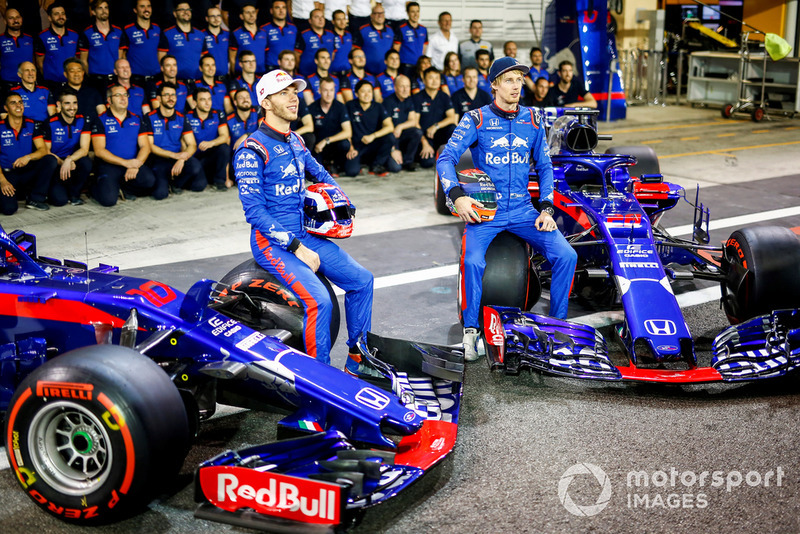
(345, 347), (387, 380)
(463, 327), (480, 362)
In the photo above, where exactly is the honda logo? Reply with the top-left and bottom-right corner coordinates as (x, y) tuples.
(355, 387), (390, 410)
(644, 319), (677, 336)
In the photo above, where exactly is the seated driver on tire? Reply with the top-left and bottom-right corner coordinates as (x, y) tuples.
(436, 57), (578, 361)
(232, 69), (380, 377)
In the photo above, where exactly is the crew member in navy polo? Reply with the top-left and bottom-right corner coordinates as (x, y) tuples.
(113, 58), (150, 115)
(341, 48), (376, 102)
(0, 9), (35, 86)
(413, 67), (457, 168)
(230, 3), (268, 75)
(330, 9), (352, 76)
(91, 84), (156, 205)
(147, 82), (206, 197)
(262, 0), (296, 71)
(303, 49), (343, 104)
(194, 55), (233, 114)
(158, 2), (204, 81)
(354, 5), (394, 76)
(202, 6), (230, 78)
(394, 2), (427, 78)
(344, 79), (399, 176)
(0, 92), (58, 214)
(382, 74), (422, 171)
(10, 62), (56, 122)
(61, 58), (104, 124)
(122, 0), (162, 83)
(227, 50), (259, 110)
(295, 9), (335, 77)
(227, 88), (257, 148)
(148, 55), (192, 112)
(79, 1), (123, 91)
(36, 4), (81, 86)
(186, 87), (231, 191)
(308, 77), (352, 173)
(451, 66), (491, 119)
(476, 50), (493, 94)
(375, 49), (400, 102)
(42, 88), (91, 206)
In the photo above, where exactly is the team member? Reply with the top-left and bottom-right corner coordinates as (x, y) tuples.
(193, 54), (233, 114)
(523, 47), (549, 102)
(451, 66), (491, 119)
(393, 2), (426, 78)
(304, 49), (344, 104)
(228, 50), (259, 108)
(113, 58), (150, 115)
(122, 0), (162, 85)
(43, 88), (91, 206)
(233, 69), (375, 374)
(344, 79), (399, 176)
(308, 77), (353, 174)
(202, 6), (231, 78)
(186, 86), (231, 191)
(525, 77), (554, 108)
(227, 88), (258, 149)
(147, 82), (206, 197)
(79, 0), (123, 92)
(229, 3), (268, 75)
(354, 5), (394, 76)
(427, 11), (458, 71)
(475, 50), (493, 93)
(374, 48), (400, 102)
(158, 2), (204, 81)
(278, 49), (298, 77)
(0, 9), (35, 87)
(503, 40), (518, 59)
(552, 60), (597, 108)
(295, 9), (335, 77)
(459, 19), (493, 70)
(329, 10), (353, 77)
(92, 84), (155, 205)
(442, 52), (463, 96)
(437, 57), (577, 360)
(148, 54), (192, 111)
(262, 0), (296, 72)
(61, 58), (104, 123)
(36, 4), (82, 87)
(341, 48), (376, 102)
(10, 62), (56, 122)
(413, 67), (457, 168)
(0, 93), (57, 214)
(382, 74), (421, 171)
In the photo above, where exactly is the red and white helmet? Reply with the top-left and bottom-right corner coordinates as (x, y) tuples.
(303, 183), (356, 238)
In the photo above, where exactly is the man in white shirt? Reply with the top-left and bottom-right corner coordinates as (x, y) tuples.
(349, 0), (372, 35)
(380, 0), (406, 32)
(427, 11), (459, 71)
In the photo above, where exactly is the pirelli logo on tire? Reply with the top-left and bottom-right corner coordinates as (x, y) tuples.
(35, 381), (94, 401)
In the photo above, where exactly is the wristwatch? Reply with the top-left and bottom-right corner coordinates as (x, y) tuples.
(542, 206), (555, 217)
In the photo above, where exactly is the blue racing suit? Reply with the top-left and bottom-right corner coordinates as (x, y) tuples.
(437, 102), (577, 326)
(233, 122), (373, 365)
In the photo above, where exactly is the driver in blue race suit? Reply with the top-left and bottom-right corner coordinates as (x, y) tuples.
(232, 69), (378, 377)
(437, 57), (577, 361)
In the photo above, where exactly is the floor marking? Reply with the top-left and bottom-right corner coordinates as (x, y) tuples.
(680, 136), (700, 141)
(642, 139), (662, 144)
(661, 140), (800, 159)
(752, 129), (770, 133)
(717, 133), (737, 137)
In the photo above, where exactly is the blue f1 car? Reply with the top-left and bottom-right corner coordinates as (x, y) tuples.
(439, 109), (800, 384)
(0, 225), (462, 530)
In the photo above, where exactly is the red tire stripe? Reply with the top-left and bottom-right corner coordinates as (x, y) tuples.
(97, 392), (136, 495)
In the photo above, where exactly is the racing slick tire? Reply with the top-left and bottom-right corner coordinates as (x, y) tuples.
(216, 258), (340, 350)
(3, 345), (190, 524)
(459, 231), (541, 323)
(721, 225), (800, 323)
(434, 149), (473, 216)
(604, 145), (660, 178)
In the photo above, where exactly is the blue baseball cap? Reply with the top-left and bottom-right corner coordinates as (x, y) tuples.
(488, 57), (530, 83)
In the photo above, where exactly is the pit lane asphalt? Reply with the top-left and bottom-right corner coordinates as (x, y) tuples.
(2, 106), (800, 533)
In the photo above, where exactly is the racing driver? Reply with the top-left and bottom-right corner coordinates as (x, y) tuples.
(232, 69), (377, 377)
(436, 57), (577, 361)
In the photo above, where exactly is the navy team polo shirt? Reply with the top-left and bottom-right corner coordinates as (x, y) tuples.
(148, 109), (192, 152)
(394, 22), (427, 65)
(375, 72), (395, 98)
(92, 110), (150, 160)
(231, 26), (268, 74)
(382, 92), (415, 126)
(35, 28), (81, 83)
(0, 117), (41, 170)
(263, 22), (297, 68)
(346, 99), (389, 148)
(148, 79), (190, 112)
(186, 109), (226, 144)
(158, 26), (204, 80)
(44, 113), (90, 158)
(354, 23), (394, 75)
(80, 24), (123, 76)
(9, 84), (53, 122)
(125, 84), (147, 115)
(202, 29), (230, 77)
(122, 22), (161, 77)
(304, 73), (341, 101)
(226, 108), (257, 140)
(227, 76), (258, 110)
(413, 90), (453, 131)
(342, 72), (376, 95)
(0, 31), (34, 83)
(451, 87), (491, 119)
(307, 99), (349, 141)
(295, 28), (335, 76)
(193, 79), (230, 115)
(330, 30), (352, 74)
(477, 73), (492, 94)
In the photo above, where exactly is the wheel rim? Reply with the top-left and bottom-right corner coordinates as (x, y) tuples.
(27, 401), (114, 496)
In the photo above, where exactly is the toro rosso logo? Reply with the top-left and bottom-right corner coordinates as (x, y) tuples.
(489, 133), (528, 149)
(644, 319), (677, 336)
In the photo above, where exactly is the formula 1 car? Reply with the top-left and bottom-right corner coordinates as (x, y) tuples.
(438, 108), (800, 384)
(0, 225), (463, 530)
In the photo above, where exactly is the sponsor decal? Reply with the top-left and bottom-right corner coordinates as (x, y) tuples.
(355, 387), (391, 410)
(485, 152), (530, 165)
(644, 319), (677, 336)
(619, 262), (660, 269)
(200, 466), (341, 524)
(35, 381), (93, 401)
(657, 345), (679, 352)
(489, 118), (499, 127)
(617, 244), (655, 258)
(275, 177), (302, 195)
(485, 309), (505, 346)
(236, 331), (266, 350)
(298, 420), (323, 431)
(403, 411), (416, 423)
(208, 316), (239, 336)
(606, 213), (643, 227)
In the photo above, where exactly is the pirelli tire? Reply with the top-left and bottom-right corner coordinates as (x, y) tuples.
(3, 345), (190, 525)
(217, 258), (340, 350)
(434, 149), (473, 216)
(721, 225), (800, 323)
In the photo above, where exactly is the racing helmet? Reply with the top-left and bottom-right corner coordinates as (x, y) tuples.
(303, 183), (356, 238)
(447, 169), (498, 222)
